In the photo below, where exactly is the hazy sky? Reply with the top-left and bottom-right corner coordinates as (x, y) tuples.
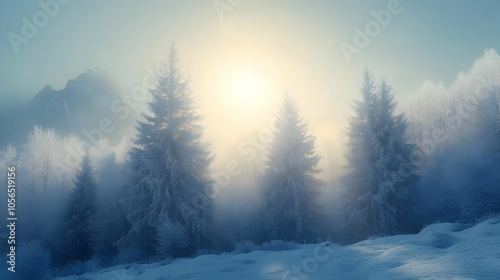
(1, 0), (499, 179)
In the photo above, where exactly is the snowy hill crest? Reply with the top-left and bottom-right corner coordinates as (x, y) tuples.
(55, 217), (500, 280)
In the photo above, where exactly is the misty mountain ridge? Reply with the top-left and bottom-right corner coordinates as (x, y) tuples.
(31, 69), (119, 112)
(0, 69), (134, 148)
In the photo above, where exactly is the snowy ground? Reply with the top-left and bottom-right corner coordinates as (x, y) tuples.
(56, 217), (500, 280)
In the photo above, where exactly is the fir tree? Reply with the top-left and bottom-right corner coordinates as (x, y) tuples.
(92, 154), (130, 263)
(345, 72), (416, 241)
(344, 70), (379, 241)
(263, 93), (322, 242)
(53, 148), (97, 264)
(117, 45), (213, 256)
(372, 81), (415, 234)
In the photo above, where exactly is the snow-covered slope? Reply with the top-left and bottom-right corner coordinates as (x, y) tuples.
(56, 217), (500, 280)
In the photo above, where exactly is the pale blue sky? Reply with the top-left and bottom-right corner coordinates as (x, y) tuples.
(1, 0), (499, 101)
(1, 0), (499, 170)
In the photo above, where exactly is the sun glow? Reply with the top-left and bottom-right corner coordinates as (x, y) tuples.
(221, 67), (271, 109)
(232, 73), (261, 101)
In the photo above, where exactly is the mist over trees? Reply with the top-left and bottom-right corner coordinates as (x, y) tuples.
(409, 49), (500, 224)
(0, 48), (499, 277)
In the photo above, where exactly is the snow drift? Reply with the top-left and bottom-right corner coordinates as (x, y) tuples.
(55, 217), (500, 280)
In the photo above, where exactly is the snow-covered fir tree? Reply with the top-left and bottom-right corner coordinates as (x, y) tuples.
(92, 154), (130, 263)
(345, 71), (416, 241)
(263, 93), (322, 242)
(372, 80), (416, 234)
(344, 71), (378, 241)
(53, 148), (97, 265)
(117, 45), (213, 256)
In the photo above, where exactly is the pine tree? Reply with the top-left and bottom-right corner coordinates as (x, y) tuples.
(372, 81), (415, 234)
(117, 45), (213, 256)
(344, 70), (379, 241)
(345, 72), (416, 241)
(92, 154), (130, 263)
(53, 148), (97, 264)
(263, 94), (321, 242)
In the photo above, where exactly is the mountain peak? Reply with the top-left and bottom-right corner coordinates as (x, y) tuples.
(31, 84), (56, 103)
(68, 68), (113, 87)
(30, 68), (122, 109)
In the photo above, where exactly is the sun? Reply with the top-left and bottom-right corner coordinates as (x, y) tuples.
(223, 67), (270, 110)
(233, 74), (260, 101)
